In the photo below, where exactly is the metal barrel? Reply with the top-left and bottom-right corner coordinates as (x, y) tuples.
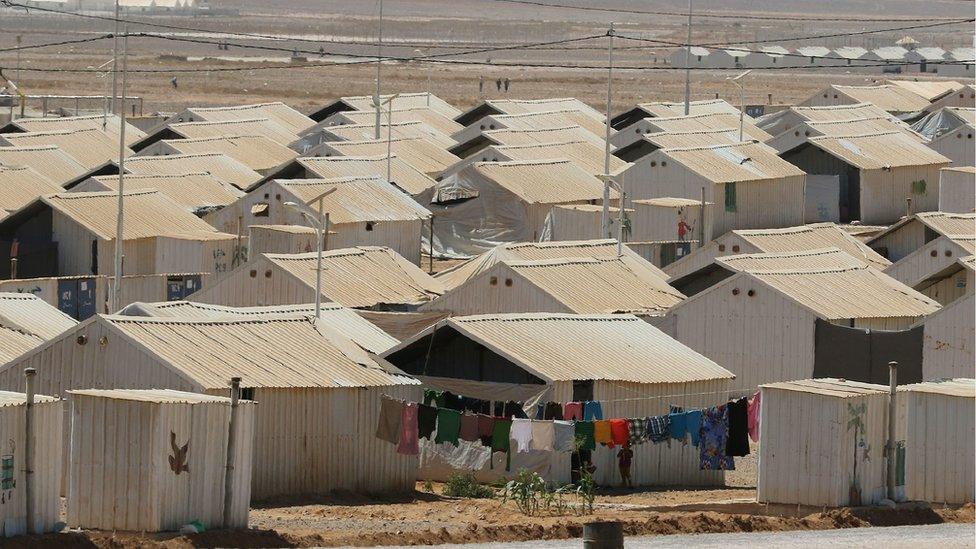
(583, 521), (624, 549)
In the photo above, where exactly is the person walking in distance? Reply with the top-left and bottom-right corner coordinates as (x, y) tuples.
(617, 444), (633, 488)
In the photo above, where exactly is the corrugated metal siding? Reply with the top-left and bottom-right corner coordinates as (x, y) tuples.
(67, 393), (255, 531)
(125, 153), (263, 191)
(883, 236), (971, 289)
(169, 118), (297, 146)
(0, 397), (62, 537)
(921, 294), (975, 379)
(860, 165), (945, 225)
(929, 127), (976, 167)
(939, 168), (976, 214)
(313, 138), (459, 176)
(327, 107), (464, 136)
(757, 382), (888, 506)
(149, 135), (298, 173)
(183, 102), (314, 135)
(896, 384), (975, 504)
(299, 156), (437, 197)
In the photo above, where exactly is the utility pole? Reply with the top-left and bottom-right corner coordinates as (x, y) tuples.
(601, 23), (615, 239)
(683, 0), (693, 115)
(112, 27), (128, 312)
(886, 361), (898, 501)
(374, 0), (384, 139)
(110, 0), (120, 114)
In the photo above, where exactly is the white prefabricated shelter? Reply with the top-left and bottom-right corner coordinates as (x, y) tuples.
(132, 118), (299, 153)
(434, 239), (669, 289)
(308, 137), (460, 178)
(757, 379), (889, 507)
(668, 250), (941, 393)
(798, 85), (932, 116)
(314, 106), (464, 138)
(187, 247), (444, 310)
(705, 48), (750, 69)
(429, 160), (615, 257)
(421, 256), (684, 317)
(610, 112), (768, 151)
(0, 113), (147, 148)
(451, 109), (607, 151)
(309, 92), (462, 123)
(450, 125), (606, 159)
(895, 379), (975, 504)
(134, 134), (299, 175)
(613, 129), (747, 164)
(886, 80), (965, 103)
(610, 99), (742, 131)
(939, 167), (975, 213)
(441, 140), (628, 180)
(665, 222), (892, 282)
(629, 197), (713, 244)
(757, 103), (908, 140)
(263, 155), (438, 200)
(0, 189), (240, 279)
(0, 128), (133, 171)
(0, 145), (87, 187)
(383, 313), (735, 487)
(0, 390), (62, 538)
(71, 172), (244, 214)
(667, 46), (711, 69)
(824, 47), (870, 67)
(0, 165), (63, 217)
(0, 293), (77, 339)
(779, 131), (950, 224)
(883, 236), (975, 304)
(926, 118), (975, 167)
(540, 204), (632, 243)
(617, 141), (806, 238)
(453, 98), (605, 128)
(67, 389), (255, 531)
(207, 176), (431, 264)
(917, 290), (975, 380)
(0, 314), (421, 500)
(293, 120), (457, 152)
(0, 326), (42, 364)
(161, 102), (315, 136)
(867, 211), (976, 261)
(246, 224), (317, 255)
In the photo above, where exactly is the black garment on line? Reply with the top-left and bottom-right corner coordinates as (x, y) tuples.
(544, 402), (564, 420)
(442, 391), (464, 411)
(725, 398), (750, 456)
(504, 400), (528, 419)
(417, 404), (438, 440)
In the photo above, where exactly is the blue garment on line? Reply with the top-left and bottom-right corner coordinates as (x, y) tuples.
(646, 415), (670, 443)
(583, 401), (603, 421)
(668, 412), (687, 441)
(686, 409), (703, 446)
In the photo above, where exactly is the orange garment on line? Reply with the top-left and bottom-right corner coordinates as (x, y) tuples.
(593, 420), (612, 445)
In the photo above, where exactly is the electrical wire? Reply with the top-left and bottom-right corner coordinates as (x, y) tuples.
(0, 34), (114, 52)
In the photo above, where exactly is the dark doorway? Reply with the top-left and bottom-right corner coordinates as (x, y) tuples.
(839, 167), (861, 223)
(813, 320), (923, 384)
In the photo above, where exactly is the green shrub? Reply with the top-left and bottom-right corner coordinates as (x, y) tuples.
(443, 473), (495, 499)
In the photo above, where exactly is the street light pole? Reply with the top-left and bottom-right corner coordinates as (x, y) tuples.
(601, 23), (615, 239)
(111, 0), (120, 114)
(374, 0), (384, 139)
(378, 93), (400, 184)
(683, 0), (693, 115)
(111, 26), (129, 312)
(727, 69), (751, 142)
(414, 49), (431, 106)
(285, 188), (336, 318)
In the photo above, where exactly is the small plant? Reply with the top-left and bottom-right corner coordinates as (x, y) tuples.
(500, 469), (549, 515)
(443, 473), (494, 499)
(573, 437), (596, 515)
(422, 479), (434, 493)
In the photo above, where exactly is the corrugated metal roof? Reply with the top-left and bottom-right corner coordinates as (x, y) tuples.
(483, 125), (606, 149)
(329, 93), (462, 119)
(183, 102), (314, 135)
(457, 109), (606, 140)
(916, 212), (976, 237)
(327, 107), (464, 137)
(644, 113), (771, 141)
(830, 47), (869, 60)
(643, 129), (745, 149)
(804, 117), (923, 140)
(490, 140), (628, 176)
(0, 325), (43, 364)
(502, 256), (684, 314)
(0, 390), (58, 408)
(169, 118), (297, 145)
(795, 46), (831, 57)
(463, 159), (611, 204)
(745, 263), (940, 320)
(40, 189), (223, 240)
(0, 292), (77, 339)
(311, 137), (459, 175)
(828, 85), (931, 113)
(125, 153), (263, 190)
(424, 313), (734, 384)
(318, 121), (456, 149)
(119, 300), (398, 354)
(297, 155), (437, 196)
(0, 128), (133, 170)
(0, 145), (88, 185)
(635, 99), (741, 118)
(78, 172), (243, 211)
(103, 315), (416, 389)
(68, 388), (242, 404)
(435, 239), (668, 289)
(266, 246), (444, 308)
(3, 114), (147, 147)
(886, 79), (961, 101)
(658, 141), (804, 183)
(761, 378), (887, 398)
(276, 177), (430, 223)
(478, 98), (605, 121)
(0, 165), (63, 214)
(155, 135), (297, 172)
(790, 103), (897, 122)
(717, 247), (869, 272)
(871, 47), (909, 61)
(898, 378), (974, 398)
(734, 223), (891, 270)
(807, 131), (949, 170)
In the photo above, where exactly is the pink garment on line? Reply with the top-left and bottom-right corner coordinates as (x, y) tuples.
(563, 401), (583, 421)
(397, 402), (420, 455)
(747, 391), (761, 443)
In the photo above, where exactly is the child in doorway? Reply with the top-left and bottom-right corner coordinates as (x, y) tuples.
(617, 444), (633, 488)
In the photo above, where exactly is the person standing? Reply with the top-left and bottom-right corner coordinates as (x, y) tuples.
(617, 444), (633, 488)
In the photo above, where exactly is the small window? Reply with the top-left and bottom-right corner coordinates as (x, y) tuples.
(249, 269), (257, 277)
(504, 278), (513, 287)
(732, 245), (740, 252)
(945, 250), (953, 257)
(251, 202), (270, 217)
(911, 180), (927, 196)
(264, 270), (272, 278)
(661, 161), (667, 166)
(240, 387), (255, 401)
(365, 222), (374, 231)
(724, 182), (737, 212)
(489, 276), (498, 286)
(718, 244), (726, 252)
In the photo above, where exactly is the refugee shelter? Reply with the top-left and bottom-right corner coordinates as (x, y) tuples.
(246, 225), (317, 255)
(449, 125), (605, 159)
(454, 98), (604, 127)
(313, 107), (464, 140)
(883, 236), (975, 304)
(187, 247), (444, 310)
(756, 103), (906, 140)
(798, 85), (932, 115)
(263, 155), (438, 200)
(667, 250), (941, 393)
(0, 166), (63, 217)
(866, 211), (976, 261)
(421, 256), (684, 317)
(132, 118), (299, 153)
(66, 389), (255, 531)
(71, 172), (244, 214)
(0, 293), (77, 339)
(0, 314), (421, 500)
(135, 135), (298, 175)
(916, 292), (974, 380)
(610, 99), (741, 131)
(612, 129), (745, 163)
(451, 110), (607, 153)
(0, 114), (146, 147)
(923, 111), (975, 166)
(757, 379), (889, 507)
(429, 160), (613, 257)
(440, 139), (628, 179)
(103, 153), (264, 191)
(610, 112), (769, 151)
(162, 102), (315, 136)
(309, 93), (462, 123)
(0, 146), (87, 187)
(0, 128), (132, 170)
(308, 137), (459, 178)
(666, 46), (710, 69)
(938, 167), (975, 214)
(294, 120), (456, 152)
(383, 313), (734, 487)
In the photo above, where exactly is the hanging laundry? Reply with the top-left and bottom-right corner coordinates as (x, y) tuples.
(491, 418), (512, 453)
(544, 402), (564, 420)
(423, 389), (444, 408)
(583, 401), (604, 421)
(553, 420), (576, 452)
(511, 418), (533, 453)
(442, 391), (464, 411)
(503, 400), (528, 419)
(593, 420), (613, 445)
(725, 398), (750, 457)
(747, 391), (761, 442)
(609, 419), (629, 448)
(530, 420), (555, 451)
(396, 402), (420, 456)
(646, 414), (670, 444)
(534, 403), (546, 420)
(575, 421), (596, 451)
(477, 414), (495, 447)
(626, 417), (647, 445)
(699, 405), (734, 470)
(563, 401), (583, 421)
(668, 411), (687, 441)
(459, 413), (480, 442)
(417, 404), (438, 440)
(435, 408), (462, 446)
(669, 405), (684, 414)
(375, 396), (403, 445)
(686, 409), (703, 446)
